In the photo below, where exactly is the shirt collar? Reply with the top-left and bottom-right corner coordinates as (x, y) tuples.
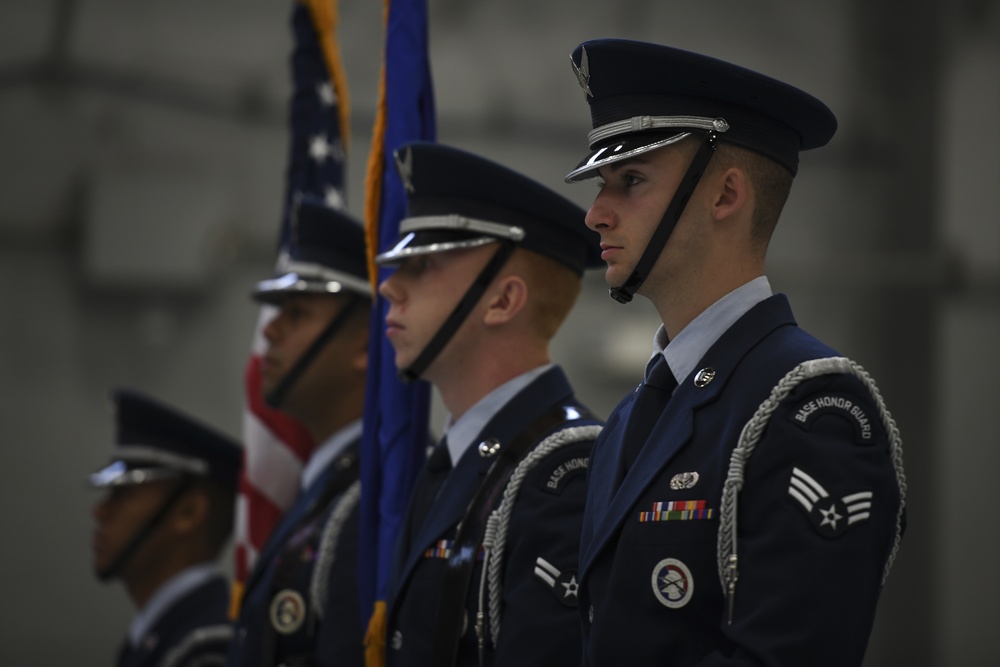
(127, 562), (221, 647)
(301, 419), (362, 492)
(654, 276), (772, 385)
(443, 363), (554, 467)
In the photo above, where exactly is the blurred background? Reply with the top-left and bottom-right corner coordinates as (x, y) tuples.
(1, 0), (997, 665)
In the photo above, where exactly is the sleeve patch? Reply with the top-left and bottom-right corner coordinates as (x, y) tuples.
(789, 392), (873, 443)
(788, 467), (873, 537)
(534, 556), (579, 606)
(542, 456), (589, 495)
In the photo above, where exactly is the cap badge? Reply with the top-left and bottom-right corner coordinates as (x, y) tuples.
(651, 558), (694, 609)
(394, 146), (415, 194)
(670, 471), (700, 490)
(269, 589), (307, 635)
(571, 46), (593, 98)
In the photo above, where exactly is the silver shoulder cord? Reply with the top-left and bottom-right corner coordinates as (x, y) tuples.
(159, 625), (235, 667)
(476, 424), (603, 662)
(310, 480), (362, 621)
(717, 356), (907, 625)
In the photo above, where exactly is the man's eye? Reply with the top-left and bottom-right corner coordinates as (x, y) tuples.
(623, 173), (643, 187)
(406, 256), (430, 275)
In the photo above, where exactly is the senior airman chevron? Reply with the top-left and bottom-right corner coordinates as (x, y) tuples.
(788, 466), (873, 537)
(638, 500), (714, 522)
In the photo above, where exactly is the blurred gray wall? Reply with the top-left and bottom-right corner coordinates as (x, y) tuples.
(1, 1), (997, 665)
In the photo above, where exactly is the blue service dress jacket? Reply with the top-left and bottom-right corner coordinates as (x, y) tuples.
(117, 575), (233, 667)
(227, 440), (364, 667)
(579, 294), (905, 667)
(386, 365), (603, 667)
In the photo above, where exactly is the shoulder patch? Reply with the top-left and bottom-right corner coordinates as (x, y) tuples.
(789, 392), (873, 443)
(542, 454), (589, 494)
(788, 467), (873, 537)
(534, 556), (579, 606)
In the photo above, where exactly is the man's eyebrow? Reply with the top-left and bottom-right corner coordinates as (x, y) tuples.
(604, 156), (651, 173)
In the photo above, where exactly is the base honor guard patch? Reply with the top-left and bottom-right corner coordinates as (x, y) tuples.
(544, 455), (589, 494)
(534, 556), (579, 606)
(788, 467), (873, 537)
(639, 500), (713, 522)
(790, 393), (873, 443)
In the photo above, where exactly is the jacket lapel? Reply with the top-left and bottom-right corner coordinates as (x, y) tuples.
(581, 295), (797, 577)
(242, 440), (358, 595)
(394, 367), (576, 594)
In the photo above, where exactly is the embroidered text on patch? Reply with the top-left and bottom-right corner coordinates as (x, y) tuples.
(791, 393), (873, 442)
(639, 500), (714, 522)
(545, 456), (588, 494)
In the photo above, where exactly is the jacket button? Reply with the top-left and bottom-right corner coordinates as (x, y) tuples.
(390, 630), (403, 650)
(588, 605), (594, 623)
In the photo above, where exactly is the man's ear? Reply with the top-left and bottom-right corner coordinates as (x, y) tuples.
(711, 166), (748, 222)
(484, 275), (528, 326)
(349, 318), (369, 373)
(172, 487), (209, 537)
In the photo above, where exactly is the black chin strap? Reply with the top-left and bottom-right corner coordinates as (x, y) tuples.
(400, 241), (517, 382)
(97, 476), (193, 582)
(610, 131), (719, 304)
(265, 295), (363, 409)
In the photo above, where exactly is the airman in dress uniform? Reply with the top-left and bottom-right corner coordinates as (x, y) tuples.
(563, 39), (907, 666)
(376, 142), (605, 667)
(90, 388), (243, 667)
(226, 197), (371, 667)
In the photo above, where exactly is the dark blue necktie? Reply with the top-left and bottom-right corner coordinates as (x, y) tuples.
(407, 437), (452, 537)
(622, 355), (677, 471)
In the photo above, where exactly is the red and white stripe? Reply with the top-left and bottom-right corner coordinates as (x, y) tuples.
(234, 307), (314, 582)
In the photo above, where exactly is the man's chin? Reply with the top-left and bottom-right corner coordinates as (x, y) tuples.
(92, 560), (115, 582)
(259, 380), (278, 401)
(605, 267), (628, 289)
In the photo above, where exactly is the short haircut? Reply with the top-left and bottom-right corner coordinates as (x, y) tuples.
(713, 141), (794, 252)
(511, 248), (582, 341)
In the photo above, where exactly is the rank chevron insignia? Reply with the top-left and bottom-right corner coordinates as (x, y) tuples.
(787, 467), (873, 537)
(534, 556), (579, 607)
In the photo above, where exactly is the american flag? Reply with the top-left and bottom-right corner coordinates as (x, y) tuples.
(233, 0), (351, 604)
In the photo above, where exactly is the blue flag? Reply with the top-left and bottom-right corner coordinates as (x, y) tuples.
(359, 0), (436, 642)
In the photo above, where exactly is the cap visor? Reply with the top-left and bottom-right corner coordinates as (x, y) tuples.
(374, 232), (497, 266)
(564, 132), (692, 183)
(252, 272), (363, 304)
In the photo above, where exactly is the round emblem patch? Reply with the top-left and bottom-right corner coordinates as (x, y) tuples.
(269, 589), (307, 635)
(651, 558), (694, 608)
